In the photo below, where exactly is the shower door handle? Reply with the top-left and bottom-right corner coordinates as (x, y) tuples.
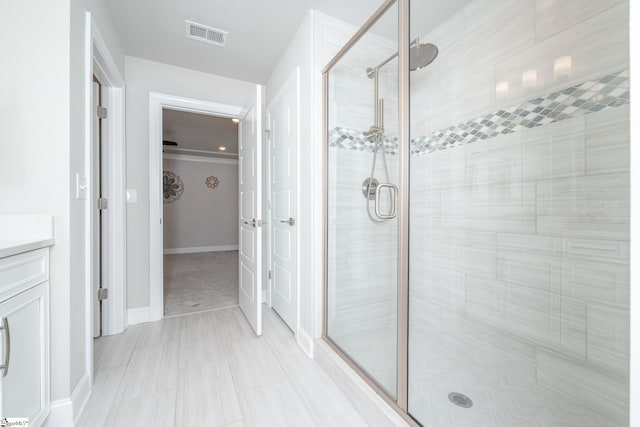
(375, 183), (398, 220)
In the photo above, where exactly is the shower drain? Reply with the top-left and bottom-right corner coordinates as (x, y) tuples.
(448, 392), (473, 408)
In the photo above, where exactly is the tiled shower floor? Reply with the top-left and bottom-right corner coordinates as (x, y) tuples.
(332, 315), (620, 427)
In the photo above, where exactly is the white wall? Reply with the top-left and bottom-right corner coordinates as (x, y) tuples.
(266, 11), (361, 352)
(0, 0), (72, 405)
(162, 157), (239, 251)
(0, 0), (123, 415)
(125, 56), (256, 309)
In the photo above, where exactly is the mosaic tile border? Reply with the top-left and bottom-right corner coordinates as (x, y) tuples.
(328, 69), (630, 156)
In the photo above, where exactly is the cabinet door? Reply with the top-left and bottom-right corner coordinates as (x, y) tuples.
(0, 282), (49, 426)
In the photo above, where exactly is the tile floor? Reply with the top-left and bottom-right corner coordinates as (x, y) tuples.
(78, 306), (373, 427)
(330, 310), (622, 427)
(163, 251), (239, 316)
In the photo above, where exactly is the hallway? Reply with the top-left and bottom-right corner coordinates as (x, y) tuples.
(79, 307), (371, 426)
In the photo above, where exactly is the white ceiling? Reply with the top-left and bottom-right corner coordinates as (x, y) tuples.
(105, 0), (470, 83)
(163, 109), (238, 155)
(106, 0), (383, 83)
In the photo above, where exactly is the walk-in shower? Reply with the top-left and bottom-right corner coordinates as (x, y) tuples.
(324, 0), (630, 425)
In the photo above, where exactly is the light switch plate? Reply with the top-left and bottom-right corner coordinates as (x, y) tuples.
(127, 189), (138, 204)
(76, 173), (87, 200)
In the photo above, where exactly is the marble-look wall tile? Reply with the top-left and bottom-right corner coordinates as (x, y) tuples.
(442, 182), (536, 233)
(412, 144), (466, 191)
(418, 228), (497, 279)
(535, 0), (628, 42)
(585, 105), (630, 175)
(587, 302), (630, 376)
(562, 237), (629, 263)
(536, 173), (629, 239)
(495, 3), (628, 106)
(506, 283), (562, 347)
(462, 0), (536, 70)
(561, 296), (587, 360)
(537, 349), (629, 426)
(521, 115), (585, 181)
(465, 276), (507, 329)
(417, 265), (466, 312)
(465, 131), (522, 186)
(562, 256), (629, 307)
(497, 233), (562, 294)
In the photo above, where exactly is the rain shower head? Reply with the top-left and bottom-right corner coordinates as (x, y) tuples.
(409, 42), (438, 71)
(366, 39), (439, 78)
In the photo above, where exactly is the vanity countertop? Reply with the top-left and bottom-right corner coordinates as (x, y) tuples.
(0, 215), (55, 259)
(0, 238), (56, 259)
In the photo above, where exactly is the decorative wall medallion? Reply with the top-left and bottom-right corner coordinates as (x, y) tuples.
(163, 171), (184, 203)
(206, 176), (220, 189)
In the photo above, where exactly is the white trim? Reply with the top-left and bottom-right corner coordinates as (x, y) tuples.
(629, 0), (638, 424)
(128, 306), (151, 325)
(163, 153), (239, 165)
(150, 92), (245, 322)
(82, 12), (128, 421)
(164, 245), (239, 255)
(164, 147), (239, 158)
(296, 327), (314, 358)
(43, 399), (73, 427)
(71, 372), (91, 425)
(85, 12), (127, 340)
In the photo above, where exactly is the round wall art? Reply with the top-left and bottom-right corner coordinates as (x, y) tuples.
(163, 171), (184, 203)
(205, 176), (220, 189)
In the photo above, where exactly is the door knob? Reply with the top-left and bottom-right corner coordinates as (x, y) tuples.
(280, 217), (295, 226)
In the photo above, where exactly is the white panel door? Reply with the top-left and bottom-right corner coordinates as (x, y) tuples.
(92, 81), (100, 338)
(267, 72), (298, 332)
(238, 85), (264, 335)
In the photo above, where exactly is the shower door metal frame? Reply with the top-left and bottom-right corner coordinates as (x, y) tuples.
(321, 0), (415, 423)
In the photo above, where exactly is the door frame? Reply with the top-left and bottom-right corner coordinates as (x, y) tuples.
(84, 11), (127, 382)
(265, 68), (301, 334)
(148, 93), (244, 321)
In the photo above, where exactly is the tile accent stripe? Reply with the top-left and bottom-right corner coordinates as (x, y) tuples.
(328, 69), (630, 156)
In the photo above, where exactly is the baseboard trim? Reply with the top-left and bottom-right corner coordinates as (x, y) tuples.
(44, 399), (73, 427)
(71, 371), (91, 424)
(163, 245), (239, 255)
(128, 306), (151, 325)
(297, 327), (314, 358)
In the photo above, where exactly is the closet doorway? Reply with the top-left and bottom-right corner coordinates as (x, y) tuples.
(161, 109), (240, 317)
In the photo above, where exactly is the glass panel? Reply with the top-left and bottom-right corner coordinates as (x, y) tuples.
(326, 2), (400, 398)
(408, 0), (630, 425)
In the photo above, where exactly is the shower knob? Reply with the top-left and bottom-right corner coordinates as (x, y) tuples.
(362, 178), (379, 200)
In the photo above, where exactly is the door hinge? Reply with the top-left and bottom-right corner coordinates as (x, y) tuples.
(98, 198), (108, 210)
(268, 270), (272, 280)
(97, 106), (108, 119)
(98, 288), (108, 301)
(264, 129), (271, 141)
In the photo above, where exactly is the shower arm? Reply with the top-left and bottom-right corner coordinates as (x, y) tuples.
(366, 38), (420, 79)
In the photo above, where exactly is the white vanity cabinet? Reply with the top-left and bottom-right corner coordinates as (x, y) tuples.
(0, 247), (50, 426)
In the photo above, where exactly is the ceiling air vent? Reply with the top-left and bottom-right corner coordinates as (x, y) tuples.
(185, 20), (228, 47)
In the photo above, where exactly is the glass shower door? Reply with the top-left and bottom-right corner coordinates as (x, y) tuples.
(408, 0), (630, 425)
(325, 2), (400, 398)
